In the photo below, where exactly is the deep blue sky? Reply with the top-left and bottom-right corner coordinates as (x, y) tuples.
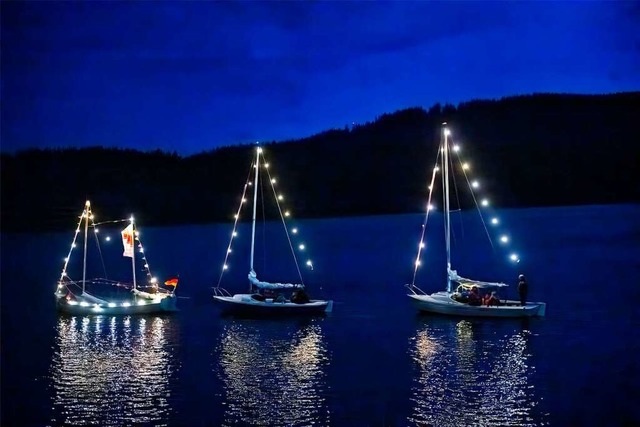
(2, 2), (639, 155)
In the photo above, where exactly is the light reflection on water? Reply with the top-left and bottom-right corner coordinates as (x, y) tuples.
(49, 315), (179, 426)
(408, 319), (547, 426)
(215, 319), (330, 426)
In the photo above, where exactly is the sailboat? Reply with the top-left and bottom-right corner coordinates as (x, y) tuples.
(55, 201), (177, 315)
(406, 125), (546, 318)
(212, 147), (333, 315)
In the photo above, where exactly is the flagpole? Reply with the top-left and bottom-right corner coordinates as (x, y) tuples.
(82, 200), (90, 294)
(250, 147), (260, 280)
(131, 218), (137, 291)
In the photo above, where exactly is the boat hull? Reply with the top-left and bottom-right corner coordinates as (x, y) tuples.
(213, 294), (333, 316)
(55, 295), (177, 315)
(408, 291), (545, 318)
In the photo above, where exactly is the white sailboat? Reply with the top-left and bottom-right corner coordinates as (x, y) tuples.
(406, 125), (546, 317)
(55, 201), (177, 315)
(213, 147), (333, 315)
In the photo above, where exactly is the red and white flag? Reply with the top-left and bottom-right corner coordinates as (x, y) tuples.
(121, 224), (134, 258)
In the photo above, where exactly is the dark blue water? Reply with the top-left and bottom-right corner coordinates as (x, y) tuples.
(2, 205), (639, 426)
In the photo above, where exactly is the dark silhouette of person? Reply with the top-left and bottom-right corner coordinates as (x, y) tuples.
(291, 288), (310, 304)
(468, 286), (481, 306)
(517, 274), (528, 306)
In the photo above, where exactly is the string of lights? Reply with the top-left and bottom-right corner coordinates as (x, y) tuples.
(412, 127), (522, 285)
(449, 132), (521, 264)
(217, 147), (316, 289)
(59, 206), (159, 286)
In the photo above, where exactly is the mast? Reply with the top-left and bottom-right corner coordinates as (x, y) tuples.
(250, 147), (261, 279)
(82, 200), (90, 294)
(443, 125), (452, 293)
(131, 217), (137, 291)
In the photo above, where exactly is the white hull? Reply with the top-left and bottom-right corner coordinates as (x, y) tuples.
(55, 293), (177, 315)
(213, 294), (333, 316)
(408, 291), (545, 318)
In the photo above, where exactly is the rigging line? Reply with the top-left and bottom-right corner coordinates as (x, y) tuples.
(90, 220), (108, 280)
(448, 139), (464, 247)
(136, 233), (152, 286)
(59, 208), (86, 284)
(454, 151), (495, 251)
(261, 152), (305, 287)
(441, 141), (447, 257)
(93, 218), (129, 226)
(216, 161), (255, 288)
(260, 164), (267, 274)
(412, 147), (442, 286)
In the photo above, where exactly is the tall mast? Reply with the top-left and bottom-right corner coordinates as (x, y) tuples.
(443, 125), (452, 293)
(250, 147), (261, 277)
(131, 217), (137, 291)
(82, 200), (90, 294)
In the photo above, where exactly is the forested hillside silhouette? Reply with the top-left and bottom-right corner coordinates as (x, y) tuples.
(2, 92), (638, 232)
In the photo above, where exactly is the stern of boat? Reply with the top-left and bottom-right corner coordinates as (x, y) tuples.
(324, 300), (334, 313)
(534, 302), (546, 317)
(160, 294), (178, 312)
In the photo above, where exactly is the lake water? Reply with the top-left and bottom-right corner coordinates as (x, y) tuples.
(2, 205), (639, 426)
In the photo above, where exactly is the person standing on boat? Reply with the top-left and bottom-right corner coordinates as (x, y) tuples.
(517, 274), (528, 306)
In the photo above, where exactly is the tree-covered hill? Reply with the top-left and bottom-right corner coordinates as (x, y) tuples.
(2, 92), (638, 232)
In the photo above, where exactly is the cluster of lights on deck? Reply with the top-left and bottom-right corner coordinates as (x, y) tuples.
(218, 147), (315, 283)
(65, 298), (160, 311)
(58, 201), (161, 302)
(414, 127), (522, 273)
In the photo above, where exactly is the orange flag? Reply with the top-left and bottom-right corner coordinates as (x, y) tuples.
(164, 278), (178, 287)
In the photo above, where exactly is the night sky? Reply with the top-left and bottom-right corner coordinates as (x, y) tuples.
(2, 2), (639, 155)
